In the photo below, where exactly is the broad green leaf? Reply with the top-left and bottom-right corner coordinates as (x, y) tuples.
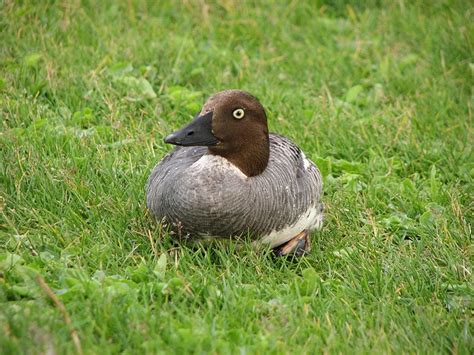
(154, 253), (167, 280)
(107, 62), (134, 77)
(115, 76), (157, 99)
(24, 53), (42, 67)
(345, 85), (363, 103)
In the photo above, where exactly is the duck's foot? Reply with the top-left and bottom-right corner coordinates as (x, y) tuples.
(273, 230), (311, 257)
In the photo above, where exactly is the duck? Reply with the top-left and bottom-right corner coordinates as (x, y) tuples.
(146, 90), (323, 256)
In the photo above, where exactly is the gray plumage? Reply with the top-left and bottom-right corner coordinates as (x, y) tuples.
(146, 134), (323, 243)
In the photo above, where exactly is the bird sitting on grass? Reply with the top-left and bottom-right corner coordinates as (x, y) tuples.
(146, 90), (323, 256)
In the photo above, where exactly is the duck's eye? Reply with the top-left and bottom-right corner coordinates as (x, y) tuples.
(232, 108), (245, 119)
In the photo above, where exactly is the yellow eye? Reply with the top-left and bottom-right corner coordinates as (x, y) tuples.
(232, 108), (245, 119)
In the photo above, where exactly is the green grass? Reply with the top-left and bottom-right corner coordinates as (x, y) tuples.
(1, 0), (473, 353)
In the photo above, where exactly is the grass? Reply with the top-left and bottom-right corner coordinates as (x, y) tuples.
(0, 0), (473, 353)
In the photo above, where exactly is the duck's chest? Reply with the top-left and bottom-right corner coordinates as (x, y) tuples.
(160, 154), (305, 236)
(189, 154), (246, 182)
(174, 155), (250, 206)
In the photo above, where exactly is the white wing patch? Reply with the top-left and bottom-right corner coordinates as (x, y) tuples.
(301, 152), (312, 170)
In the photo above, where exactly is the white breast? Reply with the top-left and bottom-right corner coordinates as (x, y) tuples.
(190, 154), (247, 179)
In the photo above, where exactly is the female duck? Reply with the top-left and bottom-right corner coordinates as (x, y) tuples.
(146, 90), (323, 256)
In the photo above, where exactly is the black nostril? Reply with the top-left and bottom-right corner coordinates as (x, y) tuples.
(186, 131), (194, 136)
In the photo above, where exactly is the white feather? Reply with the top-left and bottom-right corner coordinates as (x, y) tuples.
(258, 204), (323, 248)
(191, 154), (247, 178)
(301, 151), (311, 170)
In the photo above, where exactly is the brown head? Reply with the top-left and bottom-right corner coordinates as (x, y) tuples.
(164, 90), (270, 176)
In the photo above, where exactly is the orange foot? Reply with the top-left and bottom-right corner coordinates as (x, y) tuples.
(273, 230), (311, 257)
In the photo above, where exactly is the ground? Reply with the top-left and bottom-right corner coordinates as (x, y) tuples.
(1, 0), (473, 353)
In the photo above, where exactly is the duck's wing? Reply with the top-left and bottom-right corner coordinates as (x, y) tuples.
(146, 146), (207, 213)
(268, 133), (323, 204)
(248, 134), (323, 244)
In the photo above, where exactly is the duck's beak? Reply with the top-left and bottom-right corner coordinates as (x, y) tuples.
(164, 111), (219, 146)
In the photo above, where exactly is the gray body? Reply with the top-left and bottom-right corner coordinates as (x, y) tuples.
(146, 134), (323, 245)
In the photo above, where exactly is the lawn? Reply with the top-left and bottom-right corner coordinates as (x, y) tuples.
(1, 0), (472, 353)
